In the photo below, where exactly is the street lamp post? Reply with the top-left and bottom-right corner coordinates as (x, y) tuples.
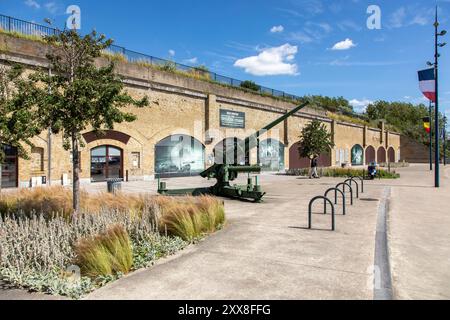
(444, 116), (448, 166)
(432, 8), (446, 187)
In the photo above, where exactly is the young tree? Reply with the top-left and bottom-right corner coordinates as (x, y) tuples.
(298, 120), (335, 165)
(25, 30), (148, 213)
(0, 64), (42, 192)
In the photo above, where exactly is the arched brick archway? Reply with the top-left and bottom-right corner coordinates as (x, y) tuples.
(388, 147), (396, 163)
(288, 142), (331, 169)
(365, 146), (376, 165)
(377, 147), (387, 163)
(351, 144), (364, 166)
(214, 137), (246, 165)
(155, 135), (205, 178)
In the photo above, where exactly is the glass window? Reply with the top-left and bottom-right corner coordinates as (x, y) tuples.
(155, 135), (205, 178)
(259, 139), (285, 171)
(91, 146), (122, 182)
(1, 145), (18, 188)
(91, 146), (106, 157)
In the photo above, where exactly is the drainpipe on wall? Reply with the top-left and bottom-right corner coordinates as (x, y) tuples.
(47, 68), (52, 186)
(380, 121), (385, 144)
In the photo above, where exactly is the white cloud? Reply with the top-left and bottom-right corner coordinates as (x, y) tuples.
(331, 38), (356, 50)
(390, 7), (407, 28)
(389, 6), (436, 28)
(288, 31), (314, 44)
(44, 1), (57, 14)
(185, 57), (198, 64)
(270, 25), (284, 33)
(168, 49), (175, 57)
(25, 0), (40, 9)
(234, 44), (299, 76)
(350, 98), (373, 113)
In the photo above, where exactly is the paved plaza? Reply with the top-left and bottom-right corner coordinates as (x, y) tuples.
(1, 165), (449, 300)
(85, 165), (450, 300)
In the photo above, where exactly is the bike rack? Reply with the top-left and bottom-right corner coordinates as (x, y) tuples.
(324, 187), (346, 215)
(308, 196), (335, 231)
(344, 178), (359, 199)
(336, 182), (354, 205)
(351, 176), (364, 193)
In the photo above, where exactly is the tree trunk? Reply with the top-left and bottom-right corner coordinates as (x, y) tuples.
(72, 133), (80, 214)
(0, 164), (2, 194)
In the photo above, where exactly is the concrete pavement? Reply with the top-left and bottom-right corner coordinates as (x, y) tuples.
(385, 164), (450, 300)
(2, 165), (449, 300)
(87, 174), (385, 300)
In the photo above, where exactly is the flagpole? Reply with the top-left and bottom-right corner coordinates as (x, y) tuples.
(434, 7), (441, 188)
(429, 101), (433, 171)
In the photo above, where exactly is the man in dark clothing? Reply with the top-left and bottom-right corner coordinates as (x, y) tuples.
(309, 155), (319, 179)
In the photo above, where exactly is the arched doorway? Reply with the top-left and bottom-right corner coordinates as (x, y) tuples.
(388, 147), (396, 163)
(259, 139), (285, 171)
(1, 145), (18, 188)
(288, 142), (331, 169)
(155, 135), (205, 178)
(91, 145), (123, 182)
(214, 138), (246, 165)
(351, 145), (364, 166)
(377, 147), (387, 163)
(365, 146), (376, 165)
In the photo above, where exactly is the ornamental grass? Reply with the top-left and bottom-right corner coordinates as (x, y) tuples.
(74, 225), (133, 278)
(0, 187), (225, 298)
(156, 196), (226, 241)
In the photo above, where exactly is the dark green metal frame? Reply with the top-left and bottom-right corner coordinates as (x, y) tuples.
(158, 101), (310, 202)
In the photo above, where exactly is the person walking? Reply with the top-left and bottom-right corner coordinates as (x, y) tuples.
(309, 155), (319, 179)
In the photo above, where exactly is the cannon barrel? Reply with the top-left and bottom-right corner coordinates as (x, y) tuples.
(244, 101), (310, 151)
(227, 165), (261, 173)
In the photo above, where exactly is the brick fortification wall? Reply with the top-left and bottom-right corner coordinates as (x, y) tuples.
(0, 34), (406, 188)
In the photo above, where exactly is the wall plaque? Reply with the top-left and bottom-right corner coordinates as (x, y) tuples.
(220, 109), (245, 129)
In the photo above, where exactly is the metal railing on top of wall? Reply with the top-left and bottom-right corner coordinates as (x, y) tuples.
(0, 13), (299, 101)
(0, 13), (370, 122)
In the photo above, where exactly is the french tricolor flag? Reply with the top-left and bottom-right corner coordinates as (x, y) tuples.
(418, 68), (436, 103)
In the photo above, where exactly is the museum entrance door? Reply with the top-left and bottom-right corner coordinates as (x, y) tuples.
(90, 146), (123, 182)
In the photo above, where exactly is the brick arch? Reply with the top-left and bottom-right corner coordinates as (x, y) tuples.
(288, 142), (332, 169)
(365, 146), (376, 165)
(388, 147), (396, 163)
(83, 130), (131, 145)
(377, 147), (387, 163)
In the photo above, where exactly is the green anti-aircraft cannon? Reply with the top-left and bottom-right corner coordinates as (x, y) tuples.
(158, 101), (310, 202)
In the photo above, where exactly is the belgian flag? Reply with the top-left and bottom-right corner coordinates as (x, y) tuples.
(423, 117), (431, 134)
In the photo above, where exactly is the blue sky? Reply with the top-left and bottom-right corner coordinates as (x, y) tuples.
(2, 0), (450, 118)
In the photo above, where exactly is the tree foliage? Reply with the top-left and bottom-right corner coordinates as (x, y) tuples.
(366, 100), (431, 145)
(19, 29), (148, 212)
(299, 95), (354, 114)
(298, 120), (335, 160)
(0, 64), (42, 162)
(240, 80), (261, 92)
